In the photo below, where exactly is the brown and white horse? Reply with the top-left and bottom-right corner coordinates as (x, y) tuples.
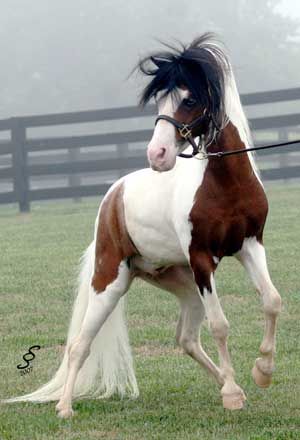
(7, 34), (281, 417)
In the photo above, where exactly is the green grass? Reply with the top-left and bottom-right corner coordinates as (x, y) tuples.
(0, 184), (300, 440)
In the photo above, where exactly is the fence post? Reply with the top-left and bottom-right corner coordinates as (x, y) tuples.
(11, 118), (29, 212)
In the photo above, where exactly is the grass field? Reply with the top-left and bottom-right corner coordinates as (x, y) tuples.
(0, 183), (299, 440)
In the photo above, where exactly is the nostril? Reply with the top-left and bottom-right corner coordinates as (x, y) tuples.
(157, 147), (166, 159)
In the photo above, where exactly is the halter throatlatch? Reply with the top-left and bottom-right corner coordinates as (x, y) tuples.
(155, 112), (211, 158)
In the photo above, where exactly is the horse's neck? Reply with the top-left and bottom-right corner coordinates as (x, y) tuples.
(208, 121), (245, 153)
(206, 121), (253, 181)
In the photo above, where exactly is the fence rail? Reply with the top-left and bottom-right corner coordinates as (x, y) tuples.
(0, 87), (300, 212)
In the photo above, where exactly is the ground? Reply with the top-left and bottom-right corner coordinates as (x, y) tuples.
(0, 183), (299, 440)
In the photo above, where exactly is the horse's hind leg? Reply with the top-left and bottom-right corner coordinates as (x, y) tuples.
(56, 259), (133, 418)
(176, 289), (224, 386)
(141, 267), (224, 386)
(56, 182), (136, 418)
(236, 237), (281, 388)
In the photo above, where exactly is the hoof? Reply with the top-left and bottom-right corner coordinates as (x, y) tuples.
(55, 401), (63, 412)
(57, 407), (74, 419)
(252, 363), (272, 388)
(56, 401), (74, 418)
(222, 388), (246, 410)
(222, 385), (246, 411)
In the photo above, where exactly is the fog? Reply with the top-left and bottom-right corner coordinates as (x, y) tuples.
(0, 0), (299, 119)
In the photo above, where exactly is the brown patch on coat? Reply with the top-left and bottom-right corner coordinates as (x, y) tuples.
(92, 183), (137, 293)
(189, 122), (268, 294)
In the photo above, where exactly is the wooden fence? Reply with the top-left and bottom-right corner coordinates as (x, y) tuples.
(0, 87), (300, 212)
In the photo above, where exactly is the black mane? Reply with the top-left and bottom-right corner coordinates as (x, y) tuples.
(137, 33), (230, 131)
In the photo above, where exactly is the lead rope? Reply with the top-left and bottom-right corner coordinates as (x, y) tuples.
(188, 138), (300, 160)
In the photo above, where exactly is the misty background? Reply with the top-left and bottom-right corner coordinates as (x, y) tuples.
(0, 0), (300, 119)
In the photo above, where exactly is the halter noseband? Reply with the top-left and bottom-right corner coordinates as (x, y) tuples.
(155, 112), (210, 157)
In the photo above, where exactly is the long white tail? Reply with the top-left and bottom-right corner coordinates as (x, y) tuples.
(4, 241), (139, 403)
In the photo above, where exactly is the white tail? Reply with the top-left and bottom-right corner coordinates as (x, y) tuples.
(4, 241), (139, 403)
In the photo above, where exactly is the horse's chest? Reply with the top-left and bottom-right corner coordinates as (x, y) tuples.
(124, 161), (206, 265)
(124, 182), (188, 265)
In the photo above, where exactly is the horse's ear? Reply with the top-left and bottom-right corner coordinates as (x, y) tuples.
(150, 56), (167, 69)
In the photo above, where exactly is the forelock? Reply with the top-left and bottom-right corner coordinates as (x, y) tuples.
(137, 33), (229, 127)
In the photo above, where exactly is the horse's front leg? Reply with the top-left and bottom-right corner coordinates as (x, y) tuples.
(236, 237), (281, 388)
(190, 251), (246, 410)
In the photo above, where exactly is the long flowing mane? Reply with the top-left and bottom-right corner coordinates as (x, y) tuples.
(138, 33), (257, 172)
(224, 58), (258, 173)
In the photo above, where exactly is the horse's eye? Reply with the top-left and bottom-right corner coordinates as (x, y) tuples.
(183, 97), (197, 108)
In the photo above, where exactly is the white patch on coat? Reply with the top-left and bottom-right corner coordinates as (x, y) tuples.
(154, 88), (189, 139)
(147, 89), (189, 171)
(123, 156), (208, 269)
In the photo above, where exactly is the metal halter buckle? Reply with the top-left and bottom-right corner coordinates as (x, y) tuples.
(179, 124), (192, 139)
(194, 150), (209, 160)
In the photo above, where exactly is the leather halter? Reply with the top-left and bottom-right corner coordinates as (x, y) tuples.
(155, 112), (209, 157)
